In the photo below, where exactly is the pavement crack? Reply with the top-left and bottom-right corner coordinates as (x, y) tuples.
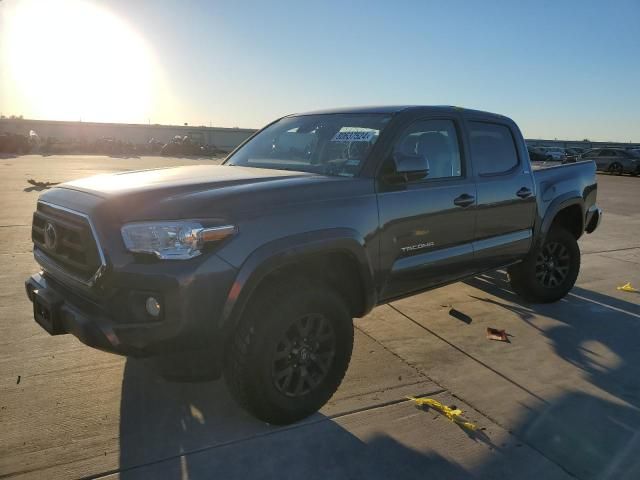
(583, 245), (640, 255)
(329, 388), (446, 420)
(355, 325), (431, 381)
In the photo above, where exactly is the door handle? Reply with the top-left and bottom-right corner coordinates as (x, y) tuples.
(516, 187), (532, 199)
(453, 193), (475, 207)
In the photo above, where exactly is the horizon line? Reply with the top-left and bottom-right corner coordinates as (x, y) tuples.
(1, 116), (638, 145)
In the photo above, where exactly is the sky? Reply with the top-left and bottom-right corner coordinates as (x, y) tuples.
(1, 0), (639, 141)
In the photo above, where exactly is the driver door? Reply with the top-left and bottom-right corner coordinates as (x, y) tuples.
(377, 117), (477, 300)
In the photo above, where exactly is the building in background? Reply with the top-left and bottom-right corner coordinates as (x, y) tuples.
(1, 117), (638, 154)
(0, 118), (256, 151)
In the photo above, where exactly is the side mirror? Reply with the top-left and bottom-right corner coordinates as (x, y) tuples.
(389, 152), (430, 182)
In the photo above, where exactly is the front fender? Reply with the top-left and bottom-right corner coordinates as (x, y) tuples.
(218, 228), (376, 333)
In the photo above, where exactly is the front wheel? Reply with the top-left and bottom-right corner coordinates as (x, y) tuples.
(223, 278), (354, 425)
(608, 163), (624, 175)
(508, 227), (580, 303)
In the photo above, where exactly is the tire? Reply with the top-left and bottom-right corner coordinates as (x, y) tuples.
(508, 227), (580, 303)
(223, 277), (354, 425)
(608, 163), (623, 175)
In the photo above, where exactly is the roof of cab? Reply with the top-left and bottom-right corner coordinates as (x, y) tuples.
(289, 105), (508, 120)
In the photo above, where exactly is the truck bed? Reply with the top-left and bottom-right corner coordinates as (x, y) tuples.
(532, 159), (598, 220)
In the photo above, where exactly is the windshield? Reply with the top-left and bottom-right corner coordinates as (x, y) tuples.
(225, 114), (391, 177)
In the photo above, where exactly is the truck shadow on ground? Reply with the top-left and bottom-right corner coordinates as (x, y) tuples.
(117, 359), (473, 479)
(116, 269), (640, 479)
(463, 271), (640, 479)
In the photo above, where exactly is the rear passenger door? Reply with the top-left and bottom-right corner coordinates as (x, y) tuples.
(467, 120), (536, 270)
(377, 116), (477, 300)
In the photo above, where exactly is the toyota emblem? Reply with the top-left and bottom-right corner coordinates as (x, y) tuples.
(44, 222), (58, 250)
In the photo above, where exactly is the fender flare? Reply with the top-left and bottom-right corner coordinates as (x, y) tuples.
(218, 228), (377, 333)
(536, 193), (584, 248)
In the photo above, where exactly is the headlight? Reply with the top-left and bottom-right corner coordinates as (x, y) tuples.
(121, 221), (236, 260)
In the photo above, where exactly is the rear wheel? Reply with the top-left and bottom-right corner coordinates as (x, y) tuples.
(508, 227), (580, 303)
(223, 278), (353, 424)
(608, 162), (624, 175)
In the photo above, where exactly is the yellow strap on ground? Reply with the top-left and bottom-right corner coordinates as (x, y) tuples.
(617, 282), (638, 292)
(407, 396), (477, 431)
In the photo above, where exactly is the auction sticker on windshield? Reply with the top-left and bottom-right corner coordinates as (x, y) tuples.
(331, 130), (376, 142)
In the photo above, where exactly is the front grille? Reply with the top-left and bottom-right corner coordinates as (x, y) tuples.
(32, 202), (104, 285)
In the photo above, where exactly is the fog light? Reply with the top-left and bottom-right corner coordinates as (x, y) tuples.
(145, 297), (161, 318)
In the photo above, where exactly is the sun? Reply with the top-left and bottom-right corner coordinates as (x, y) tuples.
(1, 0), (163, 123)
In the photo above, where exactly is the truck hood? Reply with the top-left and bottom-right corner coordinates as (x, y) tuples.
(62, 164), (313, 196)
(50, 164), (367, 223)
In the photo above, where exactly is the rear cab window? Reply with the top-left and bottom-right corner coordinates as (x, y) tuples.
(468, 122), (519, 176)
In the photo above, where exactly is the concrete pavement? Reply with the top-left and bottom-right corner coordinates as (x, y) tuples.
(1, 155), (638, 479)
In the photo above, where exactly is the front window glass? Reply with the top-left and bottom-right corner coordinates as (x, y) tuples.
(387, 119), (462, 180)
(226, 114), (391, 177)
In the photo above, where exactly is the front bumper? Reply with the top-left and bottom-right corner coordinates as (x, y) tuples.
(26, 272), (128, 353)
(25, 251), (238, 359)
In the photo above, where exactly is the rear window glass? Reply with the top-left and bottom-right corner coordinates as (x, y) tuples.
(469, 122), (519, 175)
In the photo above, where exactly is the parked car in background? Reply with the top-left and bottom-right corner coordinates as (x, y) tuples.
(0, 133), (31, 154)
(161, 135), (203, 156)
(562, 148), (583, 163)
(581, 148), (640, 175)
(527, 146), (548, 162)
(538, 147), (565, 161)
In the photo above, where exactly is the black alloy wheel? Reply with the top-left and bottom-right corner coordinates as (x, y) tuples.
(508, 227), (580, 303)
(271, 313), (336, 397)
(223, 277), (354, 425)
(535, 241), (570, 288)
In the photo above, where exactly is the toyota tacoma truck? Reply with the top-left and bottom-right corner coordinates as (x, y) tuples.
(25, 106), (602, 424)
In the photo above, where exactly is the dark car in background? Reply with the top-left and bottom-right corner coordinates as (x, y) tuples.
(527, 146), (548, 162)
(562, 148), (585, 163)
(581, 148), (640, 175)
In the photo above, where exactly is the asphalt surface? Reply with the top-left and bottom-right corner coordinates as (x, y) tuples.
(1, 155), (639, 479)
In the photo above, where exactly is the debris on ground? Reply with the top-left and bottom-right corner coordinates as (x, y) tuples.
(617, 282), (638, 293)
(449, 308), (472, 324)
(16, 375), (21, 384)
(27, 179), (60, 188)
(486, 327), (510, 342)
(408, 396), (477, 431)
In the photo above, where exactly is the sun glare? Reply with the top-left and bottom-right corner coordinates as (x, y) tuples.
(1, 0), (163, 123)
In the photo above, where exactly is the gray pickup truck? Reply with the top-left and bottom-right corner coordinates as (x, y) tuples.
(25, 106), (601, 424)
